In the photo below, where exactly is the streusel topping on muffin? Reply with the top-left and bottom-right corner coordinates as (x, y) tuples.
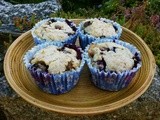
(83, 18), (117, 37)
(88, 42), (135, 72)
(34, 19), (75, 41)
(31, 45), (81, 74)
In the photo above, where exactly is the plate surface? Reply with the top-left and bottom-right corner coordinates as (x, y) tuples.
(4, 19), (156, 115)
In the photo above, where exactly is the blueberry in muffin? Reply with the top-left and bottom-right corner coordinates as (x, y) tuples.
(24, 43), (85, 94)
(31, 44), (82, 74)
(88, 42), (140, 73)
(32, 18), (78, 44)
(83, 18), (117, 38)
(85, 39), (141, 91)
(78, 18), (122, 49)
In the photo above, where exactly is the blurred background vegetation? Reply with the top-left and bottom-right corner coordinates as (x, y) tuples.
(4, 0), (160, 68)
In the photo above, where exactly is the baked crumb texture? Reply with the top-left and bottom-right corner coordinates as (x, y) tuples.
(32, 18), (78, 45)
(78, 18), (122, 50)
(23, 43), (85, 94)
(85, 39), (141, 91)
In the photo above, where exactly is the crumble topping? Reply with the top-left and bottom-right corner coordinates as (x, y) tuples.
(31, 45), (81, 74)
(88, 42), (135, 72)
(34, 19), (75, 41)
(83, 18), (117, 37)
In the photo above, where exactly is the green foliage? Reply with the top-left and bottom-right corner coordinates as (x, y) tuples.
(4, 0), (45, 4)
(101, 0), (119, 15)
(156, 54), (160, 68)
(13, 15), (39, 31)
(51, 9), (108, 19)
(134, 23), (160, 68)
(61, 0), (103, 12)
(116, 16), (126, 25)
(148, 0), (160, 14)
(121, 0), (142, 7)
(3, 34), (13, 50)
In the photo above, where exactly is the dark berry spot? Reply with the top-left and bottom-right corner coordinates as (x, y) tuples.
(132, 53), (141, 69)
(57, 48), (62, 51)
(55, 25), (61, 30)
(96, 61), (104, 71)
(65, 19), (77, 32)
(110, 70), (114, 73)
(100, 36), (106, 38)
(135, 52), (138, 56)
(100, 47), (110, 51)
(100, 52), (104, 55)
(97, 57), (106, 71)
(65, 19), (72, 26)
(71, 26), (77, 32)
(89, 52), (94, 58)
(97, 60), (103, 65)
(113, 39), (116, 43)
(133, 60), (138, 68)
(113, 25), (117, 31)
(50, 19), (57, 23)
(67, 33), (74, 36)
(102, 57), (106, 70)
(83, 21), (92, 28)
(133, 52), (141, 62)
(63, 44), (82, 60)
(84, 30), (87, 34)
(112, 47), (116, 52)
(66, 61), (74, 71)
(32, 61), (48, 72)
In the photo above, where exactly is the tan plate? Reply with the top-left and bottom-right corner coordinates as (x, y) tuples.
(4, 19), (156, 115)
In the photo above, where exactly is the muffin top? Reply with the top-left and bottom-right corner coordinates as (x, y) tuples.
(88, 42), (136, 72)
(31, 45), (81, 74)
(34, 19), (76, 41)
(82, 18), (117, 37)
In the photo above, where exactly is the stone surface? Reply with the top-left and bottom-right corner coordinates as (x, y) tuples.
(0, 76), (18, 98)
(0, 0), (61, 38)
(0, 0), (61, 25)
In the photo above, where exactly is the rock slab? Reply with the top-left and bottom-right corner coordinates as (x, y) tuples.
(0, 0), (61, 38)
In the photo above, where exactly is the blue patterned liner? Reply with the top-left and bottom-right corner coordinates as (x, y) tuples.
(84, 39), (142, 91)
(31, 18), (78, 45)
(23, 42), (85, 94)
(78, 18), (122, 50)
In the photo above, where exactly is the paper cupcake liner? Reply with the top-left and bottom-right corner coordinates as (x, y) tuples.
(31, 17), (78, 45)
(23, 42), (85, 94)
(84, 39), (142, 91)
(78, 18), (122, 50)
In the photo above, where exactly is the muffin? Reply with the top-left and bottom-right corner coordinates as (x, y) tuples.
(78, 18), (122, 49)
(85, 39), (141, 91)
(23, 42), (85, 94)
(31, 18), (78, 45)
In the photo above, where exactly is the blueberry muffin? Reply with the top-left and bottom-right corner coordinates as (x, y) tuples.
(32, 18), (78, 45)
(85, 39), (141, 91)
(78, 18), (122, 49)
(24, 43), (85, 94)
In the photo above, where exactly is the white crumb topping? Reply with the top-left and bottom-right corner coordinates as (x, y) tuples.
(88, 42), (134, 72)
(34, 21), (75, 41)
(31, 45), (80, 74)
(83, 18), (117, 37)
